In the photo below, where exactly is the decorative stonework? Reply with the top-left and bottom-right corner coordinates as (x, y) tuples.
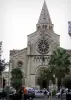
(10, 1), (60, 88)
(37, 39), (49, 54)
(40, 30), (47, 39)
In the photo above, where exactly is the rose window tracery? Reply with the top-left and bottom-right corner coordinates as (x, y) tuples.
(37, 39), (49, 54)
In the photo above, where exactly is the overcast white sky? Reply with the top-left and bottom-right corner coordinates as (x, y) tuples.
(0, 0), (71, 62)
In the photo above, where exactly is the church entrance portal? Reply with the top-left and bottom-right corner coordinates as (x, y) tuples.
(42, 80), (47, 88)
(36, 77), (47, 89)
(35, 66), (48, 89)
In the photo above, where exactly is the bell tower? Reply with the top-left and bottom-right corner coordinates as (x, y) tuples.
(36, 1), (53, 31)
(26, 1), (60, 88)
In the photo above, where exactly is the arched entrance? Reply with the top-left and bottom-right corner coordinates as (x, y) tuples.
(35, 66), (48, 89)
(42, 80), (47, 88)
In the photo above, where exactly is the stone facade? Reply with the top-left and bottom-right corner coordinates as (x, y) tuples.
(9, 1), (60, 88)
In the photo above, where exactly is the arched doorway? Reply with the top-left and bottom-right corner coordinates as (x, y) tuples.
(35, 66), (48, 89)
(42, 80), (47, 88)
(36, 76), (47, 89)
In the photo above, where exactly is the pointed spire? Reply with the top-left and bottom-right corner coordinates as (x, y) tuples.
(37, 1), (52, 25)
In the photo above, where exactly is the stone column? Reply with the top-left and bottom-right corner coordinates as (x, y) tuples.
(26, 56), (31, 86)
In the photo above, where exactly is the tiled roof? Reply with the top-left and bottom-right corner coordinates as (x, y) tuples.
(10, 48), (27, 56)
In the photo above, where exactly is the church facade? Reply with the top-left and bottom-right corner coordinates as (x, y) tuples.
(10, 1), (60, 88)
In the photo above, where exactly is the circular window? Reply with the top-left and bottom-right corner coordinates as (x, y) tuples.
(17, 61), (23, 67)
(37, 39), (49, 54)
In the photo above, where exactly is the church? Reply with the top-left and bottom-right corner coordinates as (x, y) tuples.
(9, 1), (60, 89)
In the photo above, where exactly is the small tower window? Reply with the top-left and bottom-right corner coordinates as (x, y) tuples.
(44, 17), (46, 19)
(49, 26), (52, 29)
(45, 25), (47, 29)
(42, 25), (44, 28)
(37, 26), (40, 29)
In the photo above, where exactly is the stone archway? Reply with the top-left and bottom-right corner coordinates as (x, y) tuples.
(35, 66), (48, 89)
(35, 65), (47, 75)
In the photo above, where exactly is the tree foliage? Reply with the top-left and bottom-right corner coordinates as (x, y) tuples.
(49, 47), (71, 90)
(38, 68), (56, 89)
(11, 68), (23, 91)
(38, 47), (71, 90)
(0, 60), (5, 74)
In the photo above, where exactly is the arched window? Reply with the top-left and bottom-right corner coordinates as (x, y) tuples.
(45, 25), (47, 29)
(37, 26), (40, 29)
(42, 25), (44, 28)
(49, 26), (52, 29)
(17, 61), (23, 67)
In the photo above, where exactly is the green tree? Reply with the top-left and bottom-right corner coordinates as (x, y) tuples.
(0, 60), (5, 74)
(49, 47), (71, 90)
(0, 42), (6, 87)
(0, 60), (5, 87)
(38, 68), (55, 89)
(11, 68), (23, 91)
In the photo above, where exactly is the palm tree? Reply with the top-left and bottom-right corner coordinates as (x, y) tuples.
(49, 47), (71, 90)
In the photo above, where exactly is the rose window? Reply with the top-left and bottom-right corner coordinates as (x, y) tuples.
(37, 39), (49, 54)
